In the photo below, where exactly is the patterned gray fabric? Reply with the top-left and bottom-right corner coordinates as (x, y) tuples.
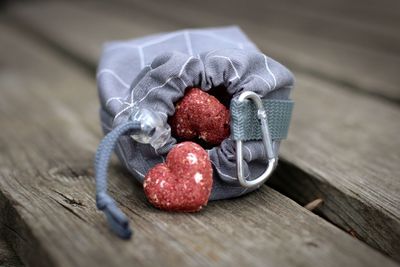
(97, 26), (294, 200)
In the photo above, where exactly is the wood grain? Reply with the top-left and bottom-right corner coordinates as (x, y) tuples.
(273, 73), (400, 258)
(0, 22), (398, 267)
(7, 0), (400, 104)
(109, 0), (400, 103)
(6, 1), (180, 69)
(9, 0), (400, 103)
(5, 1), (400, 260)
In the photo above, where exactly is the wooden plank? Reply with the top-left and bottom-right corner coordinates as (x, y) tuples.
(281, 0), (400, 39)
(125, 0), (400, 54)
(106, 0), (400, 103)
(5, 1), (179, 69)
(4, 0), (400, 260)
(0, 23), (398, 267)
(291, 0), (400, 35)
(8, 1), (400, 103)
(272, 72), (400, 257)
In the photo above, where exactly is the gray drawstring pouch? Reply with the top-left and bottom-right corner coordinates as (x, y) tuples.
(95, 26), (294, 238)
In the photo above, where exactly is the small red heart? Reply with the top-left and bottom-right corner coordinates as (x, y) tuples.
(143, 142), (213, 211)
(169, 87), (230, 145)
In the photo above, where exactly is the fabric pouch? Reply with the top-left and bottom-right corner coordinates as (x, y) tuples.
(96, 26), (294, 238)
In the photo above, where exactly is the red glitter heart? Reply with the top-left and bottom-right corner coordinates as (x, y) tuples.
(169, 87), (230, 145)
(143, 142), (213, 211)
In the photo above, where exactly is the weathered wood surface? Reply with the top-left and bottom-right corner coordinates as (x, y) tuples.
(13, 0), (400, 102)
(274, 74), (400, 254)
(0, 20), (398, 267)
(5, 0), (400, 260)
(0, 239), (23, 267)
(124, 0), (400, 103)
(6, 1), (179, 71)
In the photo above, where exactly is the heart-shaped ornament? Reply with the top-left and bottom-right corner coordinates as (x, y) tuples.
(143, 142), (213, 211)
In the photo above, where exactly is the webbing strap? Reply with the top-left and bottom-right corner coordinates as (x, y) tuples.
(230, 98), (294, 141)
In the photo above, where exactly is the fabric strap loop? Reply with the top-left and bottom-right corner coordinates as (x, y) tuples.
(230, 98), (294, 141)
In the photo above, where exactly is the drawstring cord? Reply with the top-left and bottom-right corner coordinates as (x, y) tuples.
(95, 109), (170, 239)
(95, 121), (141, 239)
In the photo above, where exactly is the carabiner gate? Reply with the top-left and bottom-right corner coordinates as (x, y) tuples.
(236, 91), (278, 188)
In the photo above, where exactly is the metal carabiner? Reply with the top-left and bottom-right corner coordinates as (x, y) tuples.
(236, 91), (278, 188)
